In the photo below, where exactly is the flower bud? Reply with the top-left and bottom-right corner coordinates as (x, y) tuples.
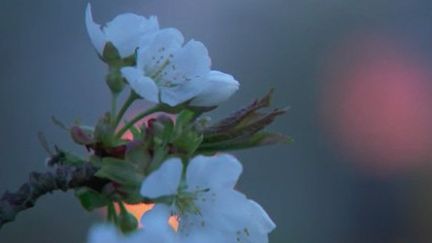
(118, 210), (138, 233)
(190, 71), (239, 107)
(70, 126), (95, 145)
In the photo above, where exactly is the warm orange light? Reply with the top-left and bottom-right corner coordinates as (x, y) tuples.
(123, 203), (179, 231)
(124, 203), (154, 224)
(168, 215), (179, 232)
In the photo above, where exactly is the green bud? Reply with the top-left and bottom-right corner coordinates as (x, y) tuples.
(118, 206), (138, 233)
(70, 125), (95, 145)
(94, 113), (115, 147)
(102, 42), (121, 64)
(106, 68), (125, 94)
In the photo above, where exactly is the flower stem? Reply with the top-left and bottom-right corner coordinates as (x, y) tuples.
(111, 92), (118, 126)
(114, 91), (139, 128)
(107, 202), (117, 223)
(118, 201), (128, 214)
(115, 105), (163, 139)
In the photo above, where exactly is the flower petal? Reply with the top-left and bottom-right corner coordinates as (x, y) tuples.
(139, 204), (177, 243)
(87, 224), (121, 243)
(104, 14), (159, 58)
(180, 227), (228, 243)
(85, 3), (106, 55)
(140, 158), (183, 198)
(87, 222), (176, 243)
(137, 28), (184, 71)
(186, 154), (242, 190)
(189, 70), (239, 107)
(121, 67), (159, 103)
(160, 40), (211, 106)
(248, 200), (276, 234)
(196, 190), (274, 243)
(140, 204), (172, 227)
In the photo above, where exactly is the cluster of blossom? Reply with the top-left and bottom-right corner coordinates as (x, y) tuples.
(84, 4), (276, 243)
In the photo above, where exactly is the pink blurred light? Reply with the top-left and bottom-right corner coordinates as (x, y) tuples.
(320, 34), (432, 175)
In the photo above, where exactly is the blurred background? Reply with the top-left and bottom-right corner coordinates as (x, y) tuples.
(1, 0), (432, 242)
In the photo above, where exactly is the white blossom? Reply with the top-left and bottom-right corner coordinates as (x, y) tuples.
(121, 28), (212, 106)
(190, 71), (239, 107)
(85, 3), (159, 58)
(140, 154), (276, 243)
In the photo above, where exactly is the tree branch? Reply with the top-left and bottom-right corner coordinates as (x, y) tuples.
(0, 163), (104, 229)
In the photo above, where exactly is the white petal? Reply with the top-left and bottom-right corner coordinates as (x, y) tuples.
(85, 4), (106, 55)
(248, 200), (276, 234)
(121, 67), (159, 103)
(160, 40), (211, 106)
(137, 28), (184, 71)
(140, 158), (183, 198)
(88, 222), (177, 243)
(87, 224), (122, 243)
(190, 70), (239, 107)
(104, 14), (159, 57)
(186, 154), (242, 190)
(196, 190), (274, 243)
(180, 227), (228, 243)
(140, 204), (172, 227)
(139, 204), (177, 243)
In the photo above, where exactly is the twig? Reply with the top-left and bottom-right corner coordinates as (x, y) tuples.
(0, 163), (103, 229)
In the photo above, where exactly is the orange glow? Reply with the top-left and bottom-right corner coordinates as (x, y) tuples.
(108, 203), (179, 231)
(124, 203), (154, 223)
(168, 215), (179, 231)
(320, 34), (432, 175)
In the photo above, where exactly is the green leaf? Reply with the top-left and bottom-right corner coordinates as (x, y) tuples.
(94, 113), (115, 147)
(96, 158), (144, 187)
(102, 42), (121, 64)
(129, 125), (141, 140)
(203, 108), (287, 143)
(75, 187), (110, 211)
(125, 144), (151, 173)
(175, 110), (195, 129)
(197, 132), (293, 153)
(204, 89), (274, 134)
(171, 131), (203, 155)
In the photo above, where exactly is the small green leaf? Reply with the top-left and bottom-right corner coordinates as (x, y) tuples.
(95, 113), (115, 147)
(125, 144), (151, 173)
(129, 125), (141, 140)
(175, 110), (195, 128)
(172, 131), (203, 155)
(75, 187), (110, 211)
(96, 158), (144, 187)
(102, 42), (121, 64)
(197, 132), (293, 153)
